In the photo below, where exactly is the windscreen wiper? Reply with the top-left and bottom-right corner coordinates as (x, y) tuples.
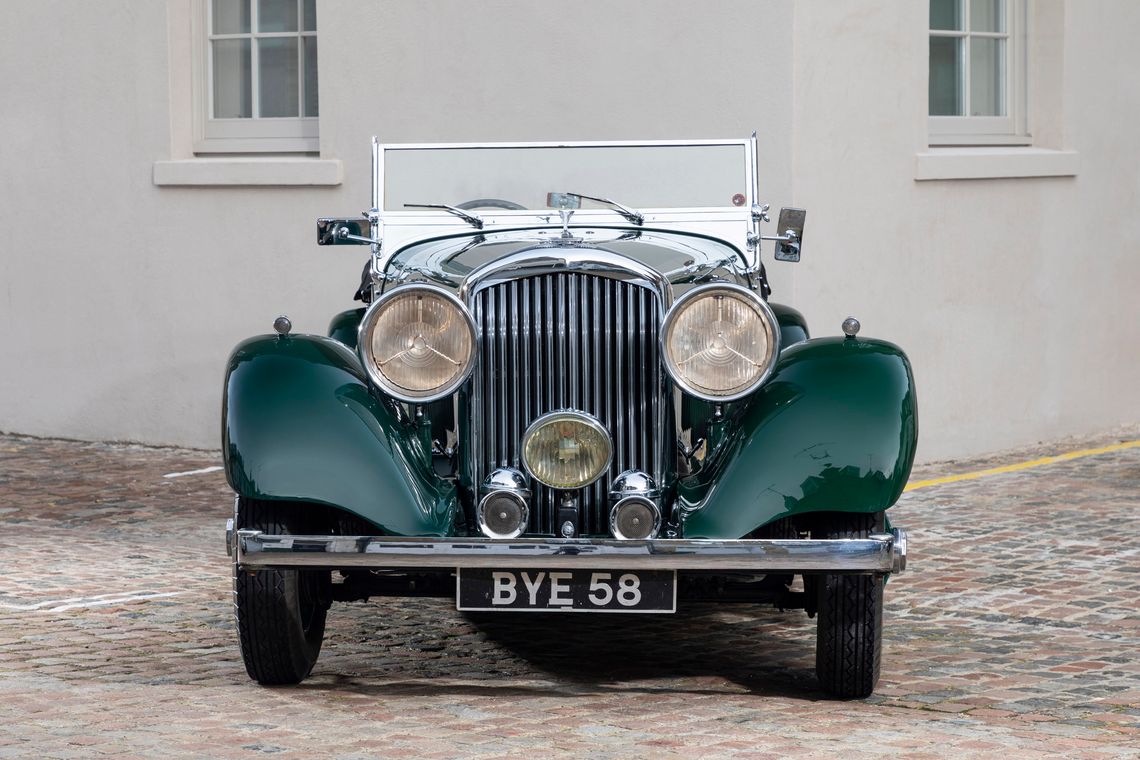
(563, 193), (644, 225)
(403, 203), (484, 229)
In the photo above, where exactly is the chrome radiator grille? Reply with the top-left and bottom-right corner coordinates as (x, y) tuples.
(469, 272), (665, 536)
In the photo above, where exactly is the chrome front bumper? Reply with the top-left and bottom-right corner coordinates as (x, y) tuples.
(227, 523), (907, 574)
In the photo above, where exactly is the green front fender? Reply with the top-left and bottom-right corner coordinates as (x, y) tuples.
(679, 336), (918, 539)
(221, 334), (457, 536)
(328, 308), (365, 348)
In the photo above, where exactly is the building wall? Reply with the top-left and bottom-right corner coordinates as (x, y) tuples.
(789, 0), (1140, 459)
(0, 0), (1136, 461)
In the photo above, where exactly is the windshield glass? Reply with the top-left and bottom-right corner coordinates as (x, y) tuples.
(383, 143), (750, 212)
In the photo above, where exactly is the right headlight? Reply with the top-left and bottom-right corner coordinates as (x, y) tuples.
(661, 283), (780, 401)
(359, 284), (477, 403)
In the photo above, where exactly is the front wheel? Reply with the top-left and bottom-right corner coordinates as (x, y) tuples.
(233, 496), (331, 685)
(813, 512), (885, 698)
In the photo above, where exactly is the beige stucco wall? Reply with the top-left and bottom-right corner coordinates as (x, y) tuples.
(789, 0), (1140, 459)
(0, 0), (1137, 462)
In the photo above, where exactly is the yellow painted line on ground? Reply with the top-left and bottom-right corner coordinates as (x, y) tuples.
(904, 439), (1140, 492)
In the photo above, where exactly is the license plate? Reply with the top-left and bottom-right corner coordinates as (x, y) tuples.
(456, 568), (677, 613)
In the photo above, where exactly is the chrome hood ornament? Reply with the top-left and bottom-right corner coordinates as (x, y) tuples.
(558, 208), (575, 238)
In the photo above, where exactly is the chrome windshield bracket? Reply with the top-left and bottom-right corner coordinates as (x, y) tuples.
(745, 131), (764, 276)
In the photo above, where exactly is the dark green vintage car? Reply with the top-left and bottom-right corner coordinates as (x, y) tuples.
(223, 138), (916, 697)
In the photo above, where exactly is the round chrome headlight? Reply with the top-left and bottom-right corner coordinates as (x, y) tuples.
(359, 284), (477, 403)
(521, 411), (612, 490)
(661, 283), (780, 401)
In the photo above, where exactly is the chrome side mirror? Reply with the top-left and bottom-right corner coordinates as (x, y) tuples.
(772, 207), (805, 262)
(317, 217), (376, 245)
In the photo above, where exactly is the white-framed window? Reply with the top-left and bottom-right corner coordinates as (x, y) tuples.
(928, 0), (1027, 145)
(193, 0), (318, 153)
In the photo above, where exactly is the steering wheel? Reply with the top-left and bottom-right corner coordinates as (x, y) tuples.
(456, 198), (527, 211)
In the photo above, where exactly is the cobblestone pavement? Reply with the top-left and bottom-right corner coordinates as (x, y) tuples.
(1, 428), (1139, 758)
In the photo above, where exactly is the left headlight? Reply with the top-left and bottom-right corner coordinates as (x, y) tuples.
(359, 284), (477, 402)
(661, 283), (780, 401)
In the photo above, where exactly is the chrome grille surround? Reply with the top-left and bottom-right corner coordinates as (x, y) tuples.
(464, 249), (671, 536)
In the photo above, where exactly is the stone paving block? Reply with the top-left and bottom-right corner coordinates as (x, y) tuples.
(1, 429), (1140, 756)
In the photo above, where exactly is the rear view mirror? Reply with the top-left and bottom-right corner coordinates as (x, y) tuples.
(773, 208), (805, 262)
(317, 217), (374, 246)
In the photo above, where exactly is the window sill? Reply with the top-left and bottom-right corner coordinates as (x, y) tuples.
(153, 157), (342, 187)
(914, 147), (1079, 181)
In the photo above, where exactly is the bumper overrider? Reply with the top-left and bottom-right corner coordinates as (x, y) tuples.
(227, 522), (908, 574)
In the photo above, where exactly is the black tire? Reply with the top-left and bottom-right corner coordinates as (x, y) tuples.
(233, 496), (331, 685)
(814, 512), (884, 698)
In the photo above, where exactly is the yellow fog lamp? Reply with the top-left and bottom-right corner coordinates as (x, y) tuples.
(521, 411), (612, 490)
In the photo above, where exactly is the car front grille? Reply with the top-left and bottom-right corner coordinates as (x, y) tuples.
(468, 272), (666, 536)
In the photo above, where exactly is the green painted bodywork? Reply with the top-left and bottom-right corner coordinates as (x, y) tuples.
(222, 229), (915, 542)
(679, 336), (918, 539)
(771, 302), (809, 347)
(328, 308), (365, 349)
(222, 333), (456, 536)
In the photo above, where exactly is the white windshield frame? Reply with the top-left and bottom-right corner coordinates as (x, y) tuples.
(368, 137), (760, 254)
(374, 138), (758, 218)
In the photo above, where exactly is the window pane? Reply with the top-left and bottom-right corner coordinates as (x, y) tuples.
(929, 37), (962, 115)
(213, 0), (250, 35)
(259, 37), (299, 117)
(970, 0), (1005, 33)
(258, 0), (298, 32)
(303, 36), (319, 117)
(930, 0), (962, 31)
(302, 0), (316, 31)
(213, 39), (251, 118)
(970, 37), (1006, 116)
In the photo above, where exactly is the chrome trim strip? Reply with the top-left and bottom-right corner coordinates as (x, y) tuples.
(749, 131), (759, 208)
(459, 247), (673, 308)
(496, 283), (507, 464)
(372, 135), (381, 220)
(380, 138), (753, 152)
(370, 136), (386, 290)
(615, 278), (625, 477)
(234, 528), (907, 574)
